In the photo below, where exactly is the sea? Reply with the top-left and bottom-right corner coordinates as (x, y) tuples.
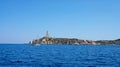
(0, 44), (120, 67)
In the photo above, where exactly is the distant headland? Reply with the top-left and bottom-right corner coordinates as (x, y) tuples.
(29, 31), (120, 45)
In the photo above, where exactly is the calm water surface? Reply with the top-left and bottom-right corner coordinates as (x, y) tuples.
(0, 44), (120, 67)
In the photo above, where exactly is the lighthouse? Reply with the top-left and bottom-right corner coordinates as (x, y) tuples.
(45, 31), (51, 38)
(40, 31), (52, 44)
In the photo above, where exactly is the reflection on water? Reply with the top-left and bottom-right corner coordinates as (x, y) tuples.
(0, 44), (120, 67)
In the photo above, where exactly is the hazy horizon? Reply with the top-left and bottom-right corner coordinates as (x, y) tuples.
(0, 0), (120, 43)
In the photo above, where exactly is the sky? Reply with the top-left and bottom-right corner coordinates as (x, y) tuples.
(0, 0), (120, 43)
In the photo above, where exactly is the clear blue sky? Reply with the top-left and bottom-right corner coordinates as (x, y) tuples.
(0, 0), (120, 43)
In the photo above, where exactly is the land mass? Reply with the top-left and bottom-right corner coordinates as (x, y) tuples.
(29, 32), (120, 45)
(95, 39), (120, 45)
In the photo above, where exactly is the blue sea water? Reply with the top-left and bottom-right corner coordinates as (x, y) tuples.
(0, 44), (120, 67)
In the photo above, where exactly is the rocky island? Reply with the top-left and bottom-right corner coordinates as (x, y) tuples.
(95, 39), (120, 45)
(29, 32), (120, 45)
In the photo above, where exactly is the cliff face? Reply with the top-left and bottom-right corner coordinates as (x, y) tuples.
(29, 37), (96, 45)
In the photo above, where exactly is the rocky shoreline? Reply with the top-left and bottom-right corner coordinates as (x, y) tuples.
(29, 37), (96, 45)
(95, 39), (120, 45)
(29, 32), (120, 45)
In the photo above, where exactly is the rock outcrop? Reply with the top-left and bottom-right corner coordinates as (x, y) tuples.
(29, 32), (120, 45)
(29, 37), (96, 45)
(95, 39), (120, 45)
(29, 32), (96, 45)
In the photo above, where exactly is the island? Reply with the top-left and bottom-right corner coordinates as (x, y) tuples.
(29, 32), (120, 45)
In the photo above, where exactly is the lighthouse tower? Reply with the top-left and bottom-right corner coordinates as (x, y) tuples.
(45, 31), (51, 38)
